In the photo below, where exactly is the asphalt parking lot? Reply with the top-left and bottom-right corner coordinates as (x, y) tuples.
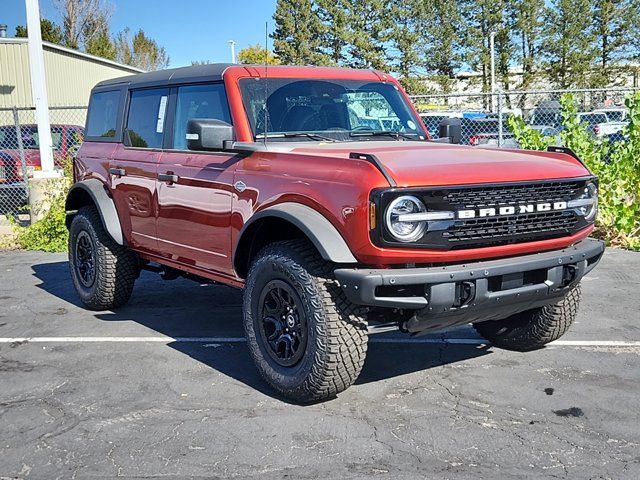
(1, 249), (639, 479)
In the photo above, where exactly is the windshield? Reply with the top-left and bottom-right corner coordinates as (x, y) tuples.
(579, 114), (608, 125)
(239, 78), (426, 142)
(0, 126), (63, 150)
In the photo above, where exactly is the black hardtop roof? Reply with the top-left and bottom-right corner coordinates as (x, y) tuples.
(95, 63), (236, 89)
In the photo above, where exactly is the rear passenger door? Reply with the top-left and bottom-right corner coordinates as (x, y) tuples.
(156, 83), (236, 276)
(110, 87), (168, 253)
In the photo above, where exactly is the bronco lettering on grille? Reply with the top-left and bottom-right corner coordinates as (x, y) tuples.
(457, 201), (568, 219)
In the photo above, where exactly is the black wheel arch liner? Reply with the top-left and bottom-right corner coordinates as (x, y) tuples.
(234, 202), (358, 274)
(65, 179), (124, 245)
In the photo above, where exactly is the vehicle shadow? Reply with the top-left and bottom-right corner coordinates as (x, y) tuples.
(32, 261), (491, 402)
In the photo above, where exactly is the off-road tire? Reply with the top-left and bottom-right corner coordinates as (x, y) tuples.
(68, 206), (138, 310)
(473, 284), (581, 351)
(243, 239), (368, 402)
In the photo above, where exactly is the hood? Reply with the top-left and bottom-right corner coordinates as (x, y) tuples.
(289, 141), (590, 187)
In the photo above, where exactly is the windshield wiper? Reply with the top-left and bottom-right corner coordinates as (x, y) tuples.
(255, 132), (337, 142)
(349, 130), (416, 140)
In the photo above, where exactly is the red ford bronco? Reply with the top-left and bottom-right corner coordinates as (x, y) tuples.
(66, 64), (604, 402)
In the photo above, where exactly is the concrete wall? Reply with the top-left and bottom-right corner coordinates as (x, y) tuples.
(0, 38), (143, 108)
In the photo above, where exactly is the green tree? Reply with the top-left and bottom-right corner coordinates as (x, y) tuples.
(422, 0), (464, 93)
(15, 18), (64, 44)
(115, 29), (169, 71)
(83, 13), (116, 60)
(237, 44), (281, 65)
(591, 0), (639, 86)
(343, 0), (391, 70)
(388, 0), (423, 91)
(542, 0), (596, 88)
(316, 0), (350, 65)
(272, 0), (329, 65)
(511, 0), (545, 90)
(461, 0), (512, 95)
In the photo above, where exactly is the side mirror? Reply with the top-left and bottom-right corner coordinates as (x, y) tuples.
(438, 118), (462, 144)
(186, 118), (234, 151)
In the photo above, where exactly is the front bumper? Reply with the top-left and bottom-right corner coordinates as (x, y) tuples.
(335, 238), (605, 334)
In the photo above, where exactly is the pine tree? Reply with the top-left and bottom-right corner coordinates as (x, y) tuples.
(543, 0), (596, 88)
(422, 0), (464, 93)
(316, 0), (350, 65)
(15, 19), (64, 45)
(272, 0), (330, 65)
(343, 0), (391, 70)
(511, 0), (545, 89)
(591, 0), (639, 86)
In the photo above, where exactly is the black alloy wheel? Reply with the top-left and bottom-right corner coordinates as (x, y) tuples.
(257, 279), (308, 367)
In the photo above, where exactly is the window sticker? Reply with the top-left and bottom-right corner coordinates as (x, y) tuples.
(156, 95), (168, 133)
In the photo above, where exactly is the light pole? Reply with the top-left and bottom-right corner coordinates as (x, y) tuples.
(25, 0), (54, 174)
(490, 31), (496, 112)
(228, 40), (237, 64)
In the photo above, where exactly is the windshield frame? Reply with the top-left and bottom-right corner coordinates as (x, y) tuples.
(238, 77), (427, 143)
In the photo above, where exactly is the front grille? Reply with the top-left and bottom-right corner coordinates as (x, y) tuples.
(439, 181), (584, 208)
(438, 180), (586, 248)
(444, 211), (579, 247)
(375, 179), (593, 250)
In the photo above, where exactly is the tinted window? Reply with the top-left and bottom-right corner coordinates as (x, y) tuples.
(173, 83), (231, 150)
(580, 114), (607, 125)
(126, 88), (169, 148)
(0, 126), (62, 149)
(86, 90), (120, 138)
(604, 111), (624, 121)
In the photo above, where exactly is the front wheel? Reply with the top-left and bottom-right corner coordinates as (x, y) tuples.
(473, 285), (581, 351)
(243, 240), (368, 403)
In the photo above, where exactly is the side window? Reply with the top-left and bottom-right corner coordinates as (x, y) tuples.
(125, 88), (169, 149)
(173, 83), (231, 150)
(86, 90), (120, 138)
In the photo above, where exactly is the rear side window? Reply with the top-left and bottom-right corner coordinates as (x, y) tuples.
(86, 90), (120, 138)
(173, 83), (231, 150)
(125, 88), (169, 148)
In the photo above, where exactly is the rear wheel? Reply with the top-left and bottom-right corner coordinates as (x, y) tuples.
(243, 240), (368, 403)
(473, 285), (581, 351)
(68, 206), (139, 310)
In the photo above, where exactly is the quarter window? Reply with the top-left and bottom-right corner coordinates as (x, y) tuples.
(125, 88), (169, 149)
(86, 90), (120, 138)
(173, 83), (231, 150)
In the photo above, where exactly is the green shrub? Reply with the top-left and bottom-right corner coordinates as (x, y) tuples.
(509, 93), (640, 251)
(12, 159), (72, 252)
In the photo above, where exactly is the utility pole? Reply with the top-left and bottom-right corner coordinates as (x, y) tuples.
(228, 40), (237, 64)
(25, 0), (55, 174)
(490, 31), (496, 113)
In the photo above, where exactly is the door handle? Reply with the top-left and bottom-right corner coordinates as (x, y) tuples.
(109, 167), (126, 177)
(158, 172), (179, 184)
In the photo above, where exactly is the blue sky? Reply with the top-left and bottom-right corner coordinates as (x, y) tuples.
(3, 0), (278, 67)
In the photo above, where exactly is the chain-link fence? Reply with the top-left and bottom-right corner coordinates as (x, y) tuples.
(410, 87), (639, 148)
(0, 106), (86, 226)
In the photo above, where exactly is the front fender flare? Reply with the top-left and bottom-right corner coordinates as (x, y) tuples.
(65, 179), (124, 245)
(236, 202), (358, 266)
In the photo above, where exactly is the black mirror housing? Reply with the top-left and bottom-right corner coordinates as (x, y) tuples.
(186, 118), (234, 151)
(438, 118), (462, 144)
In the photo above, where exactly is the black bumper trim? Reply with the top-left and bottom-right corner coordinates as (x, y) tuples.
(335, 238), (604, 330)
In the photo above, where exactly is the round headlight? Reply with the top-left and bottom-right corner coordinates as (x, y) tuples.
(385, 195), (427, 242)
(582, 183), (598, 221)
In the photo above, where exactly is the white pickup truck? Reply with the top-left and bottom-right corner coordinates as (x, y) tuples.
(578, 112), (626, 138)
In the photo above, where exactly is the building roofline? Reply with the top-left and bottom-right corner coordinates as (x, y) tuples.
(0, 37), (145, 73)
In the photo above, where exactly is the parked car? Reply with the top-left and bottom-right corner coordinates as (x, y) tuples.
(419, 111), (463, 137)
(577, 112), (625, 138)
(460, 118), (517, 147)
(0, 124), (84, 211)
(66, 64), (604, 402)
(593, 107), (629, 123)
